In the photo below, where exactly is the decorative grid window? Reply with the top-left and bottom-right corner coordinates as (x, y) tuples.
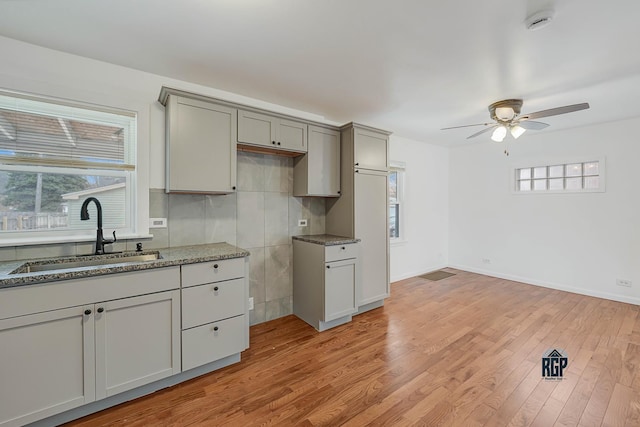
(0, 90), (137, 237)
(515, 160), (602, 193)
(389, 162), (405, 241)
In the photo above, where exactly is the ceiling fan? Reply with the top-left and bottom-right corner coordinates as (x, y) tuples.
(442, 99), (590, 142)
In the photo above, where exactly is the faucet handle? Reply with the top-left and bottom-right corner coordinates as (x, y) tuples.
(111, 230), (117, 244)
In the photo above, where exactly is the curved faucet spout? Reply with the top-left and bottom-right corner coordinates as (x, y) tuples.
(80, 197), (103, 228)
(80, 197), (115, 255)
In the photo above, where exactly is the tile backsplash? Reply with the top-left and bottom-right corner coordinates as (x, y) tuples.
(149, 151), (326, 325)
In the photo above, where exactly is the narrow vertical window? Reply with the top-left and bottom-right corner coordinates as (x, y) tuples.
(389, 162), (405, 242)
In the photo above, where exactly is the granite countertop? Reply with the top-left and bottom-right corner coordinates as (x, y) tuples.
(292, 234), (360, 246)
(0, 242), (249, 289)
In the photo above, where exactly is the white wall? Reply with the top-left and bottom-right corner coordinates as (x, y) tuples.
(449, 117), (640, 304)
(389, 135), (449, 282)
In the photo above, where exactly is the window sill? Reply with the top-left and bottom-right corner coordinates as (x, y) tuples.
(0, 233), (153, 248)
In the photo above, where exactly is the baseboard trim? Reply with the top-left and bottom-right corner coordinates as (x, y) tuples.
(448, 264), (640, 306)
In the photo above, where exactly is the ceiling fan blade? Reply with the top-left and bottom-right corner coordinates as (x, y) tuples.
(520, 103), (589, 120)
(517, 120), (549, 130)
(441, 122), (493, 130)
(467, 125), (497, 139)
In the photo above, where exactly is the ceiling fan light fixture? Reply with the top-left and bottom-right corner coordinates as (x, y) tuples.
(510, 125), (526, 139)
(491, 125), (507, 142)
(495, 107), (515, 121)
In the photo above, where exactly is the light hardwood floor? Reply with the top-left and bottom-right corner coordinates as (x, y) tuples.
(65, 269), (640, 426)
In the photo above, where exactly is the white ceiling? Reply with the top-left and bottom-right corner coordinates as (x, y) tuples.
(1, 0), (640, 145)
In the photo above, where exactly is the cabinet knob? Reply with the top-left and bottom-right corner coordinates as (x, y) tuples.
(326, 265), (330, 269)
(232, 186), (236, 190)
(277, 142), (281, 146)
(84, 309), (92, 315)
(337, 191), (341, 194)
(213, 326), (219, 332)
(355, 170), (359, 173)
(213, 286), (219, 291)
(272, 141), (276, 145)
(97, 307), (104, 313)
(213, 264), (219, 269)
(355, 162), (359, 166)
(341, 246), (346, 250)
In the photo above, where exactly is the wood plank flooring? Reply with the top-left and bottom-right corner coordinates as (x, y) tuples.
(65, 269), (640, 426)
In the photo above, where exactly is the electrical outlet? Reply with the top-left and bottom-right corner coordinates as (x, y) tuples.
(616, 279), (632, 288)
(298, 219), (308, 227)
(482, 258), (491, 264)
(249, 297), (254, 310)
(149, 218), (167, 228)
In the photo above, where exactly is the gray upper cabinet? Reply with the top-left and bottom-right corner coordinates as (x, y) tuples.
(166, 95), (237, 194)
(293, 125), (340, 197)
(353, 127), (388, 171)
(237, 109), (307, 153)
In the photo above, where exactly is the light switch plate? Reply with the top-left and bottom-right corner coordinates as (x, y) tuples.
(298, 219), (308, 227)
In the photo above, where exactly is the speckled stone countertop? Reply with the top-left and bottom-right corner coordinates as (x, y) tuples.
(0, 242), (249, 289)
(292, 234), (360, 246)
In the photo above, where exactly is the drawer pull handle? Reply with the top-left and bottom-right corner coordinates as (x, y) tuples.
(213, 264), (219, 269)
(97, 307), (104, 313)
(84, 309), (92, 315)
(213, 286), (219, 291)
(213, 326), (219, 332)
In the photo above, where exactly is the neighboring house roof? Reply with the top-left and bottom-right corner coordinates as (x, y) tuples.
(62, 182), (125, 200)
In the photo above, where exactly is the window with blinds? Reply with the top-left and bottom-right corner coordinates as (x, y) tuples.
(0, 90), (137, 236)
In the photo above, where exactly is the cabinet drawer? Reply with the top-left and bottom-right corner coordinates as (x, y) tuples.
(325, 243), (359, 263)
(182, 315), (246, 371)
(182, 278), (245, 329)
(181, 258), (244, 287)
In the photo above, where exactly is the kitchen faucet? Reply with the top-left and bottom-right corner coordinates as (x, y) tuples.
(80, 197), (116, 255)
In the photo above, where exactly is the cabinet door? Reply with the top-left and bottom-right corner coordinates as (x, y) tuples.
(95, 290), (180, 399)
(324, 258), (357, 322)
(167, 96), (237, 193)
(278, 119), (307, 152)
(354, 127), (388, 171)
(0, 306), (95, 427)
(237, 109), (276, 147)
(309, 126), (340, 196)
(354, 170), (389, 305)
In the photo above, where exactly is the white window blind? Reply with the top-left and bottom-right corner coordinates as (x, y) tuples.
(0, 91), (136, 170)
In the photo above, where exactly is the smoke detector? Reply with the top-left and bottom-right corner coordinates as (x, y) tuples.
(525, 9), (555, 31)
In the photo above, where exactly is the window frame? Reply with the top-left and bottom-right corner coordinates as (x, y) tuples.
(389, 161), (406, 244)
(512, 156), (606, 195)
(0, 89), (147, 246)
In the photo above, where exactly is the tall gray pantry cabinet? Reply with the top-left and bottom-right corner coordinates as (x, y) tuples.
(326, 123), (390, 311)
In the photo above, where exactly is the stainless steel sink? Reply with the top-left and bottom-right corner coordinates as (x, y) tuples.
(11, 252), (161, 274)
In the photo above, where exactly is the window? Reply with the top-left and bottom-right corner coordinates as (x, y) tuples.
(0, 90), (136, 239)
(515, 159), (604, 193)
(389, 162), (405, 242)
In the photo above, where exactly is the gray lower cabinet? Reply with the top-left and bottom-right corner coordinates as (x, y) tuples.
(0, 268), (181, 427)
(238, 109), (307, 153)
(180, 257), (249, 371)
(293, 240), (359, 331)
(293, 125), (341, 197)
(165, 94), (237, 194)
